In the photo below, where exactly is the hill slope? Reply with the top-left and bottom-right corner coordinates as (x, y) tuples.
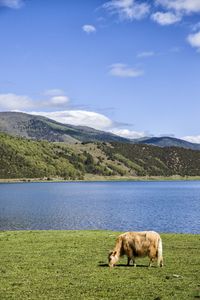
(0, 111), (130, 143)
(1, 112), (200, 150)
(134, 136), (200, 151)
(101, 142), (200, 177)
(1, 133), (200, 179)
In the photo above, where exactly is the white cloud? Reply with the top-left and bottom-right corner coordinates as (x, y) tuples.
(30, 110), (113, 130)
(151, 11), (181, 25)
(182, 135), (200, 144)
(103, 0), (150, 21)
(137, 51), (155, 58)
(187, 31), (200, 50)
(82, 24), (96, 34)
(110, 128), (146, 139)
(155, 0), (200, 14)
(0, 0), (23, 9)
(0, 91), (70, 111)
(0, 93), (34, 110)
(49, 96), (69, 106)
(109, 63), (144, 77)
(43, 89), (70, 107)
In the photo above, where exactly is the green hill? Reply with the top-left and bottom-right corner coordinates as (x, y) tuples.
(101, 142), (200, 177)
(0, 132), (127, 180)
(1, 132), (200, 180)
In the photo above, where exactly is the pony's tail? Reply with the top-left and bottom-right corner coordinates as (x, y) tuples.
(157, 237), (163, 267)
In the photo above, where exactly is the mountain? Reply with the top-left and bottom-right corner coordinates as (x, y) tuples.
(133, 136), (200, 151)
(0, 111), (130, 143)
(0, 111), (200, 151)
(1, 132), (200, 179)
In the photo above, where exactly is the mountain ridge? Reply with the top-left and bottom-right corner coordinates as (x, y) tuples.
(133, 136), (200, 151)
(0, 111), (199, 150)
(0, 111), (130, 143)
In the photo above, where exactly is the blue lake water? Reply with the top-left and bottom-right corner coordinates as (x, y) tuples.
(0, 181), (199, 233)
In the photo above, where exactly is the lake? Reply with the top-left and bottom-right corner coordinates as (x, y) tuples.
(0, 181), (199, 233)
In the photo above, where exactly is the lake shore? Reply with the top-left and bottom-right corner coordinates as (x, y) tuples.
(0, 230), (199, 300)
(1, 174), (200, 183)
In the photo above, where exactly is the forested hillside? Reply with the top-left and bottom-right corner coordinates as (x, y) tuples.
(101, 142), (200, 176)
(1, 133), (200, 180)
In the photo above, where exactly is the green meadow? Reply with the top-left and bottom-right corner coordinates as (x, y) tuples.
(0, 231), (199, 300)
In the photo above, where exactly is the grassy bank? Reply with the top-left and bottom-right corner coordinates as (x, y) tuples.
(0, 231), (199, 299)
(1, 175), (200, 183)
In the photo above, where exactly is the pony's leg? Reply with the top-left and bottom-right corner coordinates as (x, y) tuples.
(149, 248), (157, 267)
(148, 258), (154, 267)
(132, 257), (136, 267)
(127, 257), (131, 266)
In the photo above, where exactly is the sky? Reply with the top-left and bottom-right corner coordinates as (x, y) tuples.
(0, 0), (200, 142)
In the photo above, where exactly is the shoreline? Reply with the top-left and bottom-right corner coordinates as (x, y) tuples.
(0, 229), (199, 234)
(0, 230), (199, 236)
(1, 175), (200, 183)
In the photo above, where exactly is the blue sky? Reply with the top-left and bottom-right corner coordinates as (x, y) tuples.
(0, 0), (200, 142)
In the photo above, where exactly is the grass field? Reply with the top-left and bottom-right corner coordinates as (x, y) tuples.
(0, 231), (199, 299)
